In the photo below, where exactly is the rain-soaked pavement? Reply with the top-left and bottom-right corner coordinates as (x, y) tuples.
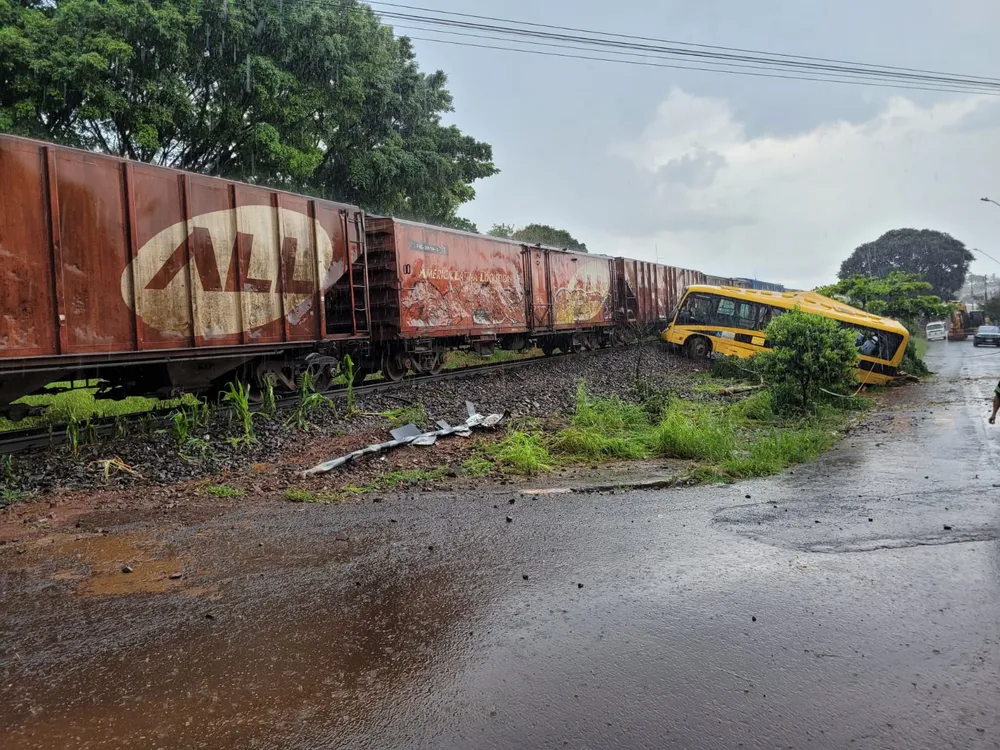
(2, 340), (1000, 749)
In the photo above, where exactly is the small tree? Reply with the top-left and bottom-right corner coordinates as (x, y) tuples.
(816, 272), (950, 325)
(758, 308), (858, 413)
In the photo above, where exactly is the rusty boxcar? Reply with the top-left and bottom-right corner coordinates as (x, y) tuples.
(0, 134), (369, 415)
(363, 218), (617, 378)
(614, 259), (706, 331)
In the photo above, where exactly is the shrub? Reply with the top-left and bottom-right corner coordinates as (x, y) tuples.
(710, 354), (761, 381)
(756, 307), (857, 413)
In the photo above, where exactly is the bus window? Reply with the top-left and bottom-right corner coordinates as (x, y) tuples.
(677, 293), (717, 325)
(846, 324), (904, 361)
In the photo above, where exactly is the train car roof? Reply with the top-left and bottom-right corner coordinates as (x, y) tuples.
(366, 215), (614, 259)
(684, 284), (910, 334)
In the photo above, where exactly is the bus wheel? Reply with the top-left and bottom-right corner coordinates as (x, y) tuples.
(685, 336), (711, 359)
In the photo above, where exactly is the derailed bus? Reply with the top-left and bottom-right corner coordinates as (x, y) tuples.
(661, 285), (911, 386)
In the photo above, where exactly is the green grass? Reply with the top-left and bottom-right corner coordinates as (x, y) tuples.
(476, 378), (860, 484)
(652, 407), (735, 462)
(0, 380), (198, 433)
(550, 383), (653, 459)
(488, 431), (552, 475)
(203, 484), (245, 498)
(335, 466), (451, 497)
(462, 456), (494, 478)
(381, 403), (428, 428)
(913, 336), (928, 360)
(285, 487), (339, 503)
(1, 487), (22, 504)
(444, 347), (543, 370)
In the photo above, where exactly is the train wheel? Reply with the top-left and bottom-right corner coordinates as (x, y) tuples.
(383, 352), (407, 382)
(429, 351), (445, 376)
(541, 342), (556, 357)
(685, 336), (711, 359)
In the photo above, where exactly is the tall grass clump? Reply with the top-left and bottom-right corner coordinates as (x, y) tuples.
(286, 370), (334, 431)
(552, 382), (652, 459)
(723, 425), (835, 478)
(652, 403), (735, 462)
(222, 381), (257, 447)
(490, 430), (551, 475)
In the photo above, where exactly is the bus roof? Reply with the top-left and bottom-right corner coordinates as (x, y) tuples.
(683, 284), (910, 335)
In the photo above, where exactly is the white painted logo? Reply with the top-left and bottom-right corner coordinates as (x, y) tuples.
(121, 207), (341, 338)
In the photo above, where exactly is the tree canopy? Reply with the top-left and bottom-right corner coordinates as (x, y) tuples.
(488, 223), (588, 252)
(0, 0), (496, 229)
(837, 229), (974, 300)
(817, 272), (951, 325)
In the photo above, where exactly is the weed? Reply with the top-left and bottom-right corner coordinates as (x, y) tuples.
(89, 457), (141, 484)
(730, 390), (776, 423)
(377, 467), (448, 489)
(113, 415), (128, 439)
(2, 455), (12, 483)
(286, 370), (334, 432)
(285, 487), (338, 503)
(0, 487), (21, 505)
(170, 408), (193, 449)
(381, 403), (428, 428)
(204, 484), (245, 498)
(490, 431), (551, 474)
(633, 380), (673, 420)
(462, 456), (494, 478)
(83, 417), (97, 445)
(66, 413), (82, 457)
(553, 382), (652, 459)
(343, 354), (358, 416)
(722, 426), (834, 478)
(180, 437), (212, 464)
(260, 378), (277, 418)
(222, 381), (257, 447)
(685, 466), (734, 485)
(653, 406), (735, 462)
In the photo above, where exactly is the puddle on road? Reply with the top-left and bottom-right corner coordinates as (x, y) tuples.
(2, 553), (476, 750)
(6, 530), (191, 596)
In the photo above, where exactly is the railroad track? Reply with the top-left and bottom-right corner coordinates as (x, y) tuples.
(0, 347), (611, 456)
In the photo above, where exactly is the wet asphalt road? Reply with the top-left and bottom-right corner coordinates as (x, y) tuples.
(3, 340), (1000, 749)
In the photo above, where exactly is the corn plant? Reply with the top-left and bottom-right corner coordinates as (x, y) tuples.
(286, 370), (334, 431)
(260, 377), (277, 418)
(222, 381), (257, 447)
(343, 355), (358, 417)
(170, 408), (194, 449)
(66, 412), (81, 457)
(180, 436), (212, 464)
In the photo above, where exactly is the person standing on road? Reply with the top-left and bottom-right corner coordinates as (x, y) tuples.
(991, 382), (1000, 424)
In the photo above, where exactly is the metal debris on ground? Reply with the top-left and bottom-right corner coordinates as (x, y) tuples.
(301, 402), (505, 477)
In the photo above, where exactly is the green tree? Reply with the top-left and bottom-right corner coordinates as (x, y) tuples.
(837, 229), (974, 300)
(758, 308), (858, 413)
(488, 222), (587, 251)
(0, 0), (496, 229)
(816, 272), (951, 325)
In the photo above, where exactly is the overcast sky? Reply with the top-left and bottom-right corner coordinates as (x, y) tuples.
(388, 0), (1000, 290)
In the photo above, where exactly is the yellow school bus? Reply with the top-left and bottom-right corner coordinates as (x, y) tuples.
(661, 285), (911, 386)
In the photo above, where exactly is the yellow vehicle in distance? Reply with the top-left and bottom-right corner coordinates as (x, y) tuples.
(662, 285), (911, 386)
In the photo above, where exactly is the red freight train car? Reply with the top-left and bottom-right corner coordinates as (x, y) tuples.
(364, 218), (617, 379)
(614, 258), (705, 332)
(0, 134), (369, 416)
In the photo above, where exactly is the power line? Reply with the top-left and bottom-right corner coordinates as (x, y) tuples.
(398, 36), (1000, 97)
(374, 9), (1000, 91)
(288, 0), (1000, 94)
(388, 23), (1000, 96)
(362, 0), (1000, 86)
